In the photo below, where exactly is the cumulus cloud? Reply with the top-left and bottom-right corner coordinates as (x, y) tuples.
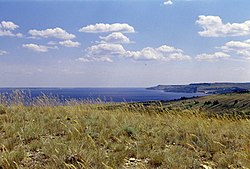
(0, 21), (19, 30)
(196, 15), (250, 37)
(28, 27), (75, 40)
(15, 33), (23, 37)
(86, 43), (127, 56)
(22, 43), (57, 52)
(127, 45), (191, 61)
(99, 32), (131, 44)
(164, 0), (173, 5)
(196, 52), (230, 61)
(80, 43), (190, 63)
(220, 39), (250, 58)
(0, 50), (7, 56)
(196, 39), (250, 61)
(0, 21), (22, 37)
(59, 40), (80, 47)
(0, 30), (14, 36)
(79, 23), (135, 33)
(221, 40), (250, 51)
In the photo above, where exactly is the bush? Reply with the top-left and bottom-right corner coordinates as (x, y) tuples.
(212, 100), (219, 106)
(204, 101), (212, 105)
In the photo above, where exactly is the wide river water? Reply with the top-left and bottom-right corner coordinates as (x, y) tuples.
(0, 88), (205, 102)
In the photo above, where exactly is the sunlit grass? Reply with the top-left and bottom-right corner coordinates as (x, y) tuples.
(0, 91), (250, 168)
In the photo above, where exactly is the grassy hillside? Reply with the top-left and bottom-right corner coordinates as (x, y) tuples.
(0, 94), (250, 168)
(161, 92), (250, 117)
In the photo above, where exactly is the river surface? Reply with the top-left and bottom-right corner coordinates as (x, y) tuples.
(0, 88), (205, 102)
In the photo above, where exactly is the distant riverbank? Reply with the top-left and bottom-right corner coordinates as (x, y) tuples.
(147, 82), (250, 94)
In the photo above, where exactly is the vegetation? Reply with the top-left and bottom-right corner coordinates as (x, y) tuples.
(0, 91), (250, 168)
(148, 82), (250, 94)
(162, 92), (250, 117)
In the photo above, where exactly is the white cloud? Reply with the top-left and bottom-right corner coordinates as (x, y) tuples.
(76, 56), (113, 63)
(59, 40), (80, 47)
(28, 27), (75, 40)
(221, 40), (250, 51)
(196, 15), (250, 37)
(236, 50), (250, 58)
(79, 23), (189, 63)
(16, 33), (23, 37)
(164, 0), (173, 5)
(79, 23), (135, 33)
(196, 39), (250, 61)
(0, 50), (7, 56)
(0, 30), (14, 36)
(0, 21), (19, 30)
(0, 21), (22, 37)
(157, 45), (183, 53)
(47, 41), (58, 45)
(82, 43), (190, 62)
(127, 45), (191, 61)
(99, 32), (131, 44)
(220, 39), (250, 58)
(22, 43), (56, 52)
(86, 43), (127, 56)
(196, 52), (230, 61)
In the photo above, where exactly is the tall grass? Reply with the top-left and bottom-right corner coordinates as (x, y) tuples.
(0, 91), (250, 168)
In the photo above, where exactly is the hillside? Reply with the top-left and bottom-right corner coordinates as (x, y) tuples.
(0, 95), (250, 168)
(158, 92), (250, 117)
(147, 82), (250, 94)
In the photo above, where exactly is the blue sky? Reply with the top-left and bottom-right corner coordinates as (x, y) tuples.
(0, 0), (250, 87)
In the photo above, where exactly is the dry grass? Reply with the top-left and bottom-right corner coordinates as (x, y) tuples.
(0, 92), (250, 168)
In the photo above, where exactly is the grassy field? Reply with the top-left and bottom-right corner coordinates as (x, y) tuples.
(0, 93), (250, 168)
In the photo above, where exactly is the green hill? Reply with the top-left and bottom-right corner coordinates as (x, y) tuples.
(159, 92), (250, 117)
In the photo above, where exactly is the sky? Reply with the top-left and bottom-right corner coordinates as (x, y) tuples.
(0, 0), (250, 87)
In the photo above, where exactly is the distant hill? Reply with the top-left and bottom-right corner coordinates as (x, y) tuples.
(147, 82), (250, 94)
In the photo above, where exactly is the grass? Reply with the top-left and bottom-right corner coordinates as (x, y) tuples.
(162, 92), (250, 117)
(0, 92), (250, 168)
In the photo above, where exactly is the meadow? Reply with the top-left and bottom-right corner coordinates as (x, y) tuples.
(0, 91), (250, 168)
